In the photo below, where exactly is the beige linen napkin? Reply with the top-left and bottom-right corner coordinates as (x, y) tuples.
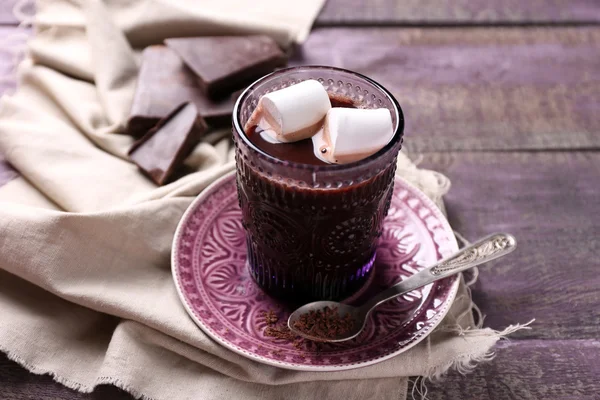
(0, 1), (517, 399)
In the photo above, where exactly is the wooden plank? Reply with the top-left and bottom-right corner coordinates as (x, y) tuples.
(317, 0), (600, 26)
(1, 340), (599, 400)
(0, 353), (133, 400)
(4, 0), (600, 27)
(425, 340), (600, 399)
(293, 27), (600, 152)
(1, 28), (599, 154)
(421, 151), (600, 340)
(0, 26), (24, 93)
(0, 0), (24, 26)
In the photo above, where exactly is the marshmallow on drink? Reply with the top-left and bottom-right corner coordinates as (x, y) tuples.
(313, 108), (394, 164)
(245, 80), (331, 142)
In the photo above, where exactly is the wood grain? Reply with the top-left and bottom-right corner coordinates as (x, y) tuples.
(0, 26), (24, 94)
(2, 340), (599, 400)
(293, 27), (600, 152)
(0, 0), (33, 26)
(421, 151), (600, 340)
(0, 0), (17, 25)
(0, 353), (132, 400)
(317, 0), (600, 26)
(4, 0), (600, 27)
(425, 340), (600, 399)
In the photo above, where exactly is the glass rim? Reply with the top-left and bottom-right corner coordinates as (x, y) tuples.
(232, 65), (405, 172)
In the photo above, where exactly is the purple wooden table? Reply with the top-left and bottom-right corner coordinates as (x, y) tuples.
(1, 1), (600, 399)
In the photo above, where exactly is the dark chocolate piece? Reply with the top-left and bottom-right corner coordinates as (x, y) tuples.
(127, 45), (235, 137)
(164, 36), (287, 99)
(231, 88), (245, 102)
(129, 102), (207, 185)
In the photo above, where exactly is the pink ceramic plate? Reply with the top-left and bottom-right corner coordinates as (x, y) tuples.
(172, 171), (459, 371)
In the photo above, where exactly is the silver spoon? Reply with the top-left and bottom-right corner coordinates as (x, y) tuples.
(288, 233), (517, 342)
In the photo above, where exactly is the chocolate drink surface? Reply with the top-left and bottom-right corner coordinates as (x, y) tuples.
(234, 67), (404, 304)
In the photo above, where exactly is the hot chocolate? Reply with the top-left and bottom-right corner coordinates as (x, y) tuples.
(233, 67), (404, 303)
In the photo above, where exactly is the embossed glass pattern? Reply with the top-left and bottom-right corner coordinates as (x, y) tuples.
(232, 66), (404, 302)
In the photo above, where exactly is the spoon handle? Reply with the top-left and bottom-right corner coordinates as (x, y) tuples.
(362, 233), (517, 312)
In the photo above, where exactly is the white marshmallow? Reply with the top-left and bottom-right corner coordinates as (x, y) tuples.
(250, 80), (331, 143)
(313, 108), (394, 164)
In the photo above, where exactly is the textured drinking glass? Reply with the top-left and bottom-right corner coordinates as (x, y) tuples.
(233, 66), (404, 303)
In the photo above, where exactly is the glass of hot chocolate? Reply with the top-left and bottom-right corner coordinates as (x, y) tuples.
(233, 66), (404, 303)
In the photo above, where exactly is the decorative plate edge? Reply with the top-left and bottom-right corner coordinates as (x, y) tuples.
(171, 171), (461, 372)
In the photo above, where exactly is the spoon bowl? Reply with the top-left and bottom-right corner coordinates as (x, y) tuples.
(287, 301), (366, 343)
(288, 233), (517, 342)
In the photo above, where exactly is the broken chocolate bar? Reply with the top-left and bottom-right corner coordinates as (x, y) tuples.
(129, 102), (207, 185)
(127, 45), (235, 137)
(164, 35), (287, 99)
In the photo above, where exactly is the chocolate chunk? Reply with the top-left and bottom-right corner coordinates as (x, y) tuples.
(127, 45), (235, 137)
(129, 102), (207, 185)
(231, 88), (245, 102)
(164, 35), (287, 99)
